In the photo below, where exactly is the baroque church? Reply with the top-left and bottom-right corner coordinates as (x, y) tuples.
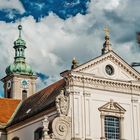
(0, 25), (140, 140)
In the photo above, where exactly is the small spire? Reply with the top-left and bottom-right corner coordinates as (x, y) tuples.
(18, 24), (22, 38)
(71, 57), (78, 69)
(102, 26), (112, 55)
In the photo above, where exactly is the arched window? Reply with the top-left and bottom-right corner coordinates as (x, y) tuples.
(34, 127), (43, 140)
(22, 90), (27, 100)
(105, 116), (120, 140)
(12, 137), (19, 140)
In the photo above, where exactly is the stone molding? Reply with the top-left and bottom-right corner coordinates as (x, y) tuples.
(68, 72), (140, 95)
(131, 97), (139, 103)
(73, 52), (140, 80)
(71, 138), (81, 140)
(98, 99), (126, 116)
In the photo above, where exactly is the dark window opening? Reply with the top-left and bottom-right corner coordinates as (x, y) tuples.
(12, 137), (19, 140)
(34, 127), (43, 140)
(7, 91), (11, 98)
(22, 90), (27, 100)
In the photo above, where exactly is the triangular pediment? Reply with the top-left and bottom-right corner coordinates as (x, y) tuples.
(73, 51), (140, 81)
(98, 100), (126, 113)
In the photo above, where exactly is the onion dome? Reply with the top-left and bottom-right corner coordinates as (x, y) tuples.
(6, 62), (33, 75)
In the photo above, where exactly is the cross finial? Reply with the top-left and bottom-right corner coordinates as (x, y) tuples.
(18, 25), (22, 38)
(102, 26), (112, 55)
(104, 26), (110, 37)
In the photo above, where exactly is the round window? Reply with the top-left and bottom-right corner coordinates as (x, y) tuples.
(105, 65), (114, 75)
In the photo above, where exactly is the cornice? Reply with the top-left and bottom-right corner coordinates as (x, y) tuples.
(68, 72), (140, 95)
(74, 52), (140, 80)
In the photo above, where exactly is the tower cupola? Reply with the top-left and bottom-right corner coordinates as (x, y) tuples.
(6, 25), (33, 75)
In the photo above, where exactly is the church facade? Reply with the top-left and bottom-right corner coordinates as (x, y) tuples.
(0, 25), (140, 140)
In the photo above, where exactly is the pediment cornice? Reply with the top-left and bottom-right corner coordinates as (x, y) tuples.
(73, 51), (140, 80)
(98, 100), (126, 116)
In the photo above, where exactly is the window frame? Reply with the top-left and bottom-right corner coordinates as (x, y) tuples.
(98, 100), (126, 140)
(104, 116), (120, 140)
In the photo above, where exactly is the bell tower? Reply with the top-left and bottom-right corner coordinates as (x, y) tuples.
(1, 25), (37, 100)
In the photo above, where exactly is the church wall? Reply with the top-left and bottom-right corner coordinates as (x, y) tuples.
(7, 118), (43, 140)
(70, 85), (140, 140)
(7, 110), (57, 140)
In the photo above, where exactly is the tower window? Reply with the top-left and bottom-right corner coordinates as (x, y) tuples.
(7, 91), (11, 98)
(105, 116), (120, 140)
(12, 137), (19, 140)
(22, 90), (27, 100)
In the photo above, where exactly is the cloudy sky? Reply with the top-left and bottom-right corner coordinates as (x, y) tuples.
(0, 0), (140, 96)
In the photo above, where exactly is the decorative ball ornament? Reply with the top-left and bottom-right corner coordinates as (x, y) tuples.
(18, 25), (22, 30)
(105, 65), (114, 75)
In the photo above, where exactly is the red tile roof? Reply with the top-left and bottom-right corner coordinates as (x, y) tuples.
(0, 98), (21, 124)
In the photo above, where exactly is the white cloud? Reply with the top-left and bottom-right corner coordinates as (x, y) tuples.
(0, 0), (25, 14)
(0, 0), (140, 93)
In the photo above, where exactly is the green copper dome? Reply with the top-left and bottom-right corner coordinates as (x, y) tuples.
(6, 62), (33, 75)
(5, 25), (34, 76)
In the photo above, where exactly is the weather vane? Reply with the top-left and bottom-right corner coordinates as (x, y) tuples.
(104, 26), (110, 37)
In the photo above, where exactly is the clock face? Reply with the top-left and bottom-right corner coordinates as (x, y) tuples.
(105, 65), (114, 75)
(21, 79), (29, 88)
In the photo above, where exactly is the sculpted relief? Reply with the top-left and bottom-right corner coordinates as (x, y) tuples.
(56, 89), (69, 116)
(43, 89), (71, 140)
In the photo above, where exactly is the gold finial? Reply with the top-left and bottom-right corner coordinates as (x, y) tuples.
(104, 26), (110, 37)
(102, 26), (112, 55)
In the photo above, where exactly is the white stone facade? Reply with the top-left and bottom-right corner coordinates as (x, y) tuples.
(4, 51), (140, 140)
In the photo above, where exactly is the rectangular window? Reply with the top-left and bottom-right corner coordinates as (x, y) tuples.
(105, 116), (120, 140)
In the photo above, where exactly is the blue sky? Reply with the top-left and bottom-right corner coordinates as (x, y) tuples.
(0, 0), (90, 22)
(0, 0), (140, 96)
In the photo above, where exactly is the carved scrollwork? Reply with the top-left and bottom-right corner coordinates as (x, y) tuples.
(56, 89), (69, 116)
(52, 116), (71, 140)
